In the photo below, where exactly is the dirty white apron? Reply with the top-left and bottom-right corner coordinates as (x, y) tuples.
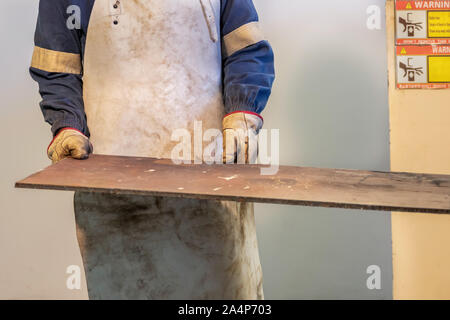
(74, 0), (263, 299)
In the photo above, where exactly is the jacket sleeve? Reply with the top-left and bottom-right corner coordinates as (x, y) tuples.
(30, 0), (89, 137)
(221, 0), (275, 115)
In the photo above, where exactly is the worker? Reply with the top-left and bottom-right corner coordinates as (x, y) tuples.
(30, 0), (275, 299)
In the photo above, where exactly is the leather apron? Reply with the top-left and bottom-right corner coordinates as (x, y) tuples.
(74, 0), (263, 299)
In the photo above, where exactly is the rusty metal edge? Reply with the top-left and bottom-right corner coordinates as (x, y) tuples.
(14, 182), (450, 215)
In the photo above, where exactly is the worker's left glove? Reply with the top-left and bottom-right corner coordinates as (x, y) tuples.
(222, 112), (263, 164)
(47, 128), (93, 164)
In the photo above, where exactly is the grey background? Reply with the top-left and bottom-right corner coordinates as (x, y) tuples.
(0, 0), (391, 299)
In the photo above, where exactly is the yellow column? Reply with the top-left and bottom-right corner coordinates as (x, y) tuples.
(386, 0), (450, 299)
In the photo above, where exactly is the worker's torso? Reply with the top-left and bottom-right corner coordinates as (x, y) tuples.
(73, 1), (264, 300)
(82, 0), (224, 159)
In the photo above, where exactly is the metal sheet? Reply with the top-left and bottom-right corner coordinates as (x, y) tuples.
(15, 154), (450, 214)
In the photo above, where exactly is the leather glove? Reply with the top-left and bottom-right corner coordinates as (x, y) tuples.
(47, 128), (93, 164)
(222, 112), (263, 164)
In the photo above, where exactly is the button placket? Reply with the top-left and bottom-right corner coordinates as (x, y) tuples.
(109, 0), (122, 25)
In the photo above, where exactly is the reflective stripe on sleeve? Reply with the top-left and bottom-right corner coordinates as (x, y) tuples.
(222, 21), (265, 58)
(31, 46), (82, 74)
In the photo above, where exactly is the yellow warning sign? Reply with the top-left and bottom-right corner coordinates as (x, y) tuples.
(428, 11), (450, 38)
(428, 56), (450, 82)
(406, 2), (412, 10)
(400, 48), (407, 54)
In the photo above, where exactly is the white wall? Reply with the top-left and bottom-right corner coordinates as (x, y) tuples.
(255, 0), (391, 299)
(0, 0), (391, 299)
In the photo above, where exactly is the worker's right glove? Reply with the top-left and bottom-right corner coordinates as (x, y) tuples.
(47, 128), (93, 164)
(222, 111), (263, 164)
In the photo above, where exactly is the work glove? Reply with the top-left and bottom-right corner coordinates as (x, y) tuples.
(47, 128), (93, 164)
(222, 112), (263, 164)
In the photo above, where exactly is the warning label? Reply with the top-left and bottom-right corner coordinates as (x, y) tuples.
(396, 0), (450, 44)
(428, 11), (450, 37)
(396, 45), (450, 88)
(397, 0), (450, 10)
